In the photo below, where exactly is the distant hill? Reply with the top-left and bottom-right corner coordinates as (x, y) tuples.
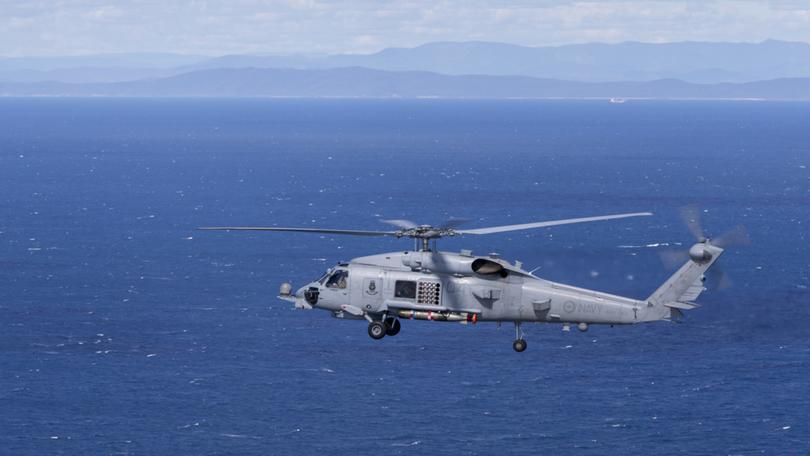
(0, 53), (208, 70)
(0, 53), (208, 83)
(0, 67), (178, 84)
(3, 41), (810, 85)
(2, 67), (809, 99)
(184, 40), (810, 84)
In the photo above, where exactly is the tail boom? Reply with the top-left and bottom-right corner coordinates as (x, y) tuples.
(644, 242), (724, 321)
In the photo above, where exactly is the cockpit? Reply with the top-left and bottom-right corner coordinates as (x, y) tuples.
(322, 268), (349, 289)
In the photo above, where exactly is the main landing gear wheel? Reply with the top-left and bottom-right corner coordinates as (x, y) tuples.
(512, 321), (527, 352)
(384, 317), (401, 336)
(368, 321), (386, 340)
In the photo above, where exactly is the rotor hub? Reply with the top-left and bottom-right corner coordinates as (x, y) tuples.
(396, 225), (457, 240)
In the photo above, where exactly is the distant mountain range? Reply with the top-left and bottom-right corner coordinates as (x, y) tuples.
(0, 53), (206, 83)
(182, 40), (810, 84)
(2, 66), (809, 99)
(2, 41), (810, 98)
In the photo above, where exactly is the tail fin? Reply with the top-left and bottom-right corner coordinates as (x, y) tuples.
(646, 242), (724, 320)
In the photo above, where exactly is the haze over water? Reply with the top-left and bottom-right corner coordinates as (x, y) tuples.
(1, 99), (808, 454)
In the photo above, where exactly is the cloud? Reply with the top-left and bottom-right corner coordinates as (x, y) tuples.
(0, 0), (809, 56)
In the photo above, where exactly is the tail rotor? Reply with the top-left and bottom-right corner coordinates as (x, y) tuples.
(659, 205), (750, 290)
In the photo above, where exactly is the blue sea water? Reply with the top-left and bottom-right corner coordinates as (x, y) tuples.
(0, 98), (808, 455)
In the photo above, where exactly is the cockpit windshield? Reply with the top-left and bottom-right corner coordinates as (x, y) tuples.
(317, 270), (332, 285)
(325, 269), (349, 289)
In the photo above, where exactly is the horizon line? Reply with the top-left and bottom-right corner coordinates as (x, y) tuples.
(1, 38), (808, 60)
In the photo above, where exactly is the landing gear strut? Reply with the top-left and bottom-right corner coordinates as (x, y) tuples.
(513, 322), (527, 352)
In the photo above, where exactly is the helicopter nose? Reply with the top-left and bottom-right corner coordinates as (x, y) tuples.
(295, 285), (306, 299)
(293, 283), (319, 309)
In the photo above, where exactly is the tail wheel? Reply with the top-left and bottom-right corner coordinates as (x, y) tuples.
(368, 321), (386, 340)
(384, 318), (401, 336)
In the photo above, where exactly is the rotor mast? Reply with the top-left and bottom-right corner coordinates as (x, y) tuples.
(406, 224), (443, 251)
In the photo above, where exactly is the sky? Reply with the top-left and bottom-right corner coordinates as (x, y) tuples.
(2, 1), (810, 57)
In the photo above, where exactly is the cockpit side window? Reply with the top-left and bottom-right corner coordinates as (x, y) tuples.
(394, 280), (416, 299)
(325, 270), (349, 289)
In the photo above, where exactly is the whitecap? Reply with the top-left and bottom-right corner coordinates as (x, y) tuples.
(391, 441), (422, 447)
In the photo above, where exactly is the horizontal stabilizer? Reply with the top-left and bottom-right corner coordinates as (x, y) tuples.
(663, 301), (700, 310)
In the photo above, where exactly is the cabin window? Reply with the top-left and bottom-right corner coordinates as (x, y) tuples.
(325, 270), (349, 289)
(394, 280), (417, 299)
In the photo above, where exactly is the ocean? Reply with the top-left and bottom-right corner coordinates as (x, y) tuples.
(0, 98), (808, 455)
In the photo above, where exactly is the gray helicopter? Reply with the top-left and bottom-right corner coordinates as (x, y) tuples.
(201, 210), (737, 352)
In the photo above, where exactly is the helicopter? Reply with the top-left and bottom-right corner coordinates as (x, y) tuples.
(200, 210), (735, 352)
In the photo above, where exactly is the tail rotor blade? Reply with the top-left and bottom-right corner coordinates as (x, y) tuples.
(680, 205), (706, 241)
(713, 224), (751, 248)
(659, 250), (689, 270)
(707, 267), (733, 290)
(717, 270), (734, 290)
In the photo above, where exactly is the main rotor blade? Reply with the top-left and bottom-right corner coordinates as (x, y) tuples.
(197, 227), (399, 237)
(380, 219), (418, 230)
(455, 212), (653, 235)
(440, 217), (471, 230)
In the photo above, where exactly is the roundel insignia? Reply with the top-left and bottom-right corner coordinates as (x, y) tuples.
(563, 301), (576, 313)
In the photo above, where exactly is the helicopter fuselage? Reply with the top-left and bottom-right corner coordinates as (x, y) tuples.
(282, 249), (674, 327)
